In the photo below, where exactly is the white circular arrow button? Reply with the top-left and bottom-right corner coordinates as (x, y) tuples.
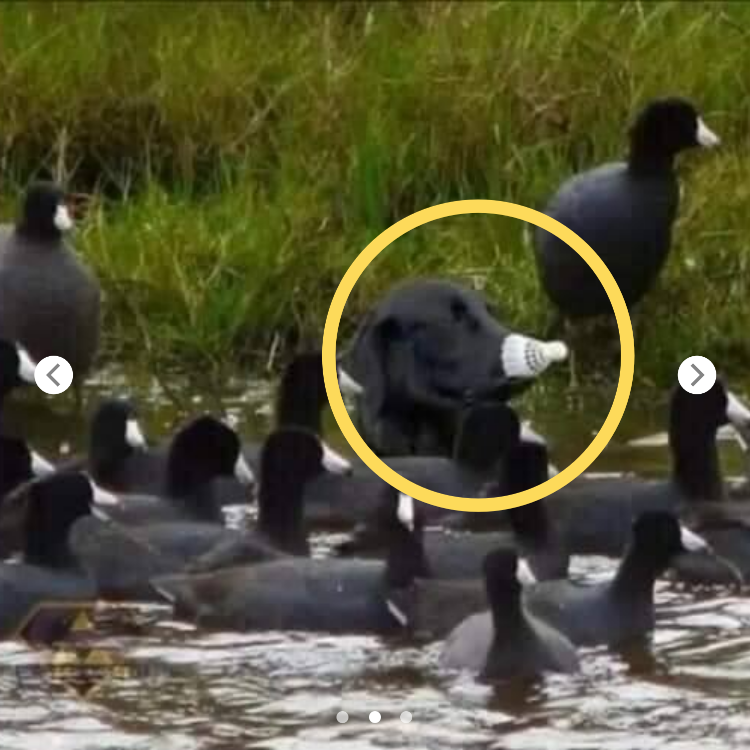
(35, 356), (74, 395)
(678, 356), (716, 395)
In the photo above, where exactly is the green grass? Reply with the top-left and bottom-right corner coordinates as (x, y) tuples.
(1, 1), (750, 390)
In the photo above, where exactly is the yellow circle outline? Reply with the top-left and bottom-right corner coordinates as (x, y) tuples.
(322, 199), (634, 512)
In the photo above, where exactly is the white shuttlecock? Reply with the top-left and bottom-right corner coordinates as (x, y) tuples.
(501, 334), (568, 379)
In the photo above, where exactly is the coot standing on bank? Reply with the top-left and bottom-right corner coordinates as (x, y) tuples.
(533, 98), (719, 325)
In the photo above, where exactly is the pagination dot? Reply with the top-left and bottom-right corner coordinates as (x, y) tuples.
(400, 711), (412, 723)
(336, 711), (348, 723)
(369, 711), (381, 723)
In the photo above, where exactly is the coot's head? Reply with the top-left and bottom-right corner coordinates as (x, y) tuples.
(669, 376), (736, 444)
(629, 97), (720, 166)
(89, 397), (147, 453)
(22, 473), (96, 568)
(0, 436), (35, 498)
(167, 415), (255, 495)
(16, 181), (74, 240)
(0, 340), (36, 396)
(630, 511), (708, 570)
(275, 351), (327, 431)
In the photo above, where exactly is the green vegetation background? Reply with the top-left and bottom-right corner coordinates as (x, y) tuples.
(0, 1), (746, 390)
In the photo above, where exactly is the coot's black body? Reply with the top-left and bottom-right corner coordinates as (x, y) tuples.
(533, 98), (719, 319)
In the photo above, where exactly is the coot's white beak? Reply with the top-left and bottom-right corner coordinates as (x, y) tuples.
(725, 392), (750, 451)
(397, 492), (415, 532)
(680, 525), (709, 553)
(337, 365), (363, 397)
(17, 346), (37, 383)
(126, 418), (148, 449)
(234, 454), (256, 486)
(516, 558), (538, 586)
(90, 480), (120, 507)
(31, 451), (56, 477)
(520, 421), (547, 447)
(385, 598), (409, 627)
(54, 204), (74, 233)
(321, 443), (352, 475)
(696, 118), (720, 148)
(726, 391), (750, 428)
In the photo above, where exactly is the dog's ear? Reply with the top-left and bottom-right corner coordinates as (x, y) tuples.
(346, 314), (403, 419)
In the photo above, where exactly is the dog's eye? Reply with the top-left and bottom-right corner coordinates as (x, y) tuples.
(451, 298), (480, 332)
(450, 298), (468, 320)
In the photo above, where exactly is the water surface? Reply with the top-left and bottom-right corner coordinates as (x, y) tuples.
(1, 370), (749, 749)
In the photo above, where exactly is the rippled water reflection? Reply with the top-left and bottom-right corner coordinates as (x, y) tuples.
(2, 370), (750, 749)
